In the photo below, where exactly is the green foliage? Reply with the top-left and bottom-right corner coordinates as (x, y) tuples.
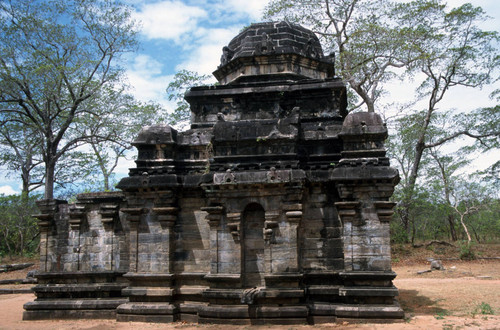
(0, 193), (40, 257)
(473, 302), (494, 316)
(74, 86), (166, 191)
(458, 241), (476, 260)
(166, 69), (213, 130)
(390, 221), (410, 244)
(434, 309), (449, 319)
(0, 0), (139, 199)
(264, 0), (413, 113)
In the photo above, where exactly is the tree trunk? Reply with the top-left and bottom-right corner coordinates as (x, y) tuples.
(44, 162), (55, 199)
(447, 214), (457, 241)
(459, 213), (472, 242)
(103, 174), (110, 191)
(21, 167), (30, 196)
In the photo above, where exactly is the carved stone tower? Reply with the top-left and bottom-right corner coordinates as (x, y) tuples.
(25, 22), (403, 324)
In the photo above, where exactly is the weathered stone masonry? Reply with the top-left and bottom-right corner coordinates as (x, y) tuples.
(24, 21), (403, 324)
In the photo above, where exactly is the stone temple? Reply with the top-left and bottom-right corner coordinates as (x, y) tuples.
(24, 22), (403, 324)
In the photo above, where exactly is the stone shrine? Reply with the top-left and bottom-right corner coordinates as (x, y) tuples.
(24, 22), (403, 324)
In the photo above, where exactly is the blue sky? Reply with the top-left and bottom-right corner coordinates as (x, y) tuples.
(0, 0), (499, 195)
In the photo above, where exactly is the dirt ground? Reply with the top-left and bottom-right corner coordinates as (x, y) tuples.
(1, 252), (499, 329)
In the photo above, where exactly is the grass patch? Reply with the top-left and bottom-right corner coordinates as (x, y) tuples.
(472, 302), (494, 316)
(434, 309), (449, 320)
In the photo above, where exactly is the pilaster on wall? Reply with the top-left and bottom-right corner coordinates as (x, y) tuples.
(117, 191), (179, 323)
(332, 112), (399, 273)
(34, 199), (68, 272)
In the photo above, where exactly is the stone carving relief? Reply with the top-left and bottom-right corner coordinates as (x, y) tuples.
(254, 32), (275, 55)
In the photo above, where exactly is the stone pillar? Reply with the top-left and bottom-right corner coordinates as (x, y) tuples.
(117, 193), (179, 323)
(329, 112), (403, 320)
(120, 206), (144, 273)
(264, 210), (279, 273)
(34, 199), (68, 272)
(152, 206), (178, 273)
(68, 202), (85, 272)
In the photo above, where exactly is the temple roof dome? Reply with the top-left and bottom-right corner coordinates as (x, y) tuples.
(214, 21), (335, 85)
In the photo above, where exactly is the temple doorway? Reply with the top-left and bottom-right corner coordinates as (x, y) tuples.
(242, 203), (265, 287)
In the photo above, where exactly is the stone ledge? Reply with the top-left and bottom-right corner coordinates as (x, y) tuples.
(24, 298), (127, 310)
(32, 283), (126, 293)
(307, 285), (341, 295)
(204, 274), (241, 282)
(339, 286), (399, 297)
(116, 302), (177, 315)
(198, 316), (308, 325)
(122, 287), (175, 297)
(309, 303), (404, 319)
(335, 304), (404, 319)
(23, 309), (117, 320)
(339, 271), (397, 281)
(116, 314), (175, 323)
(199, 305), (308, 319)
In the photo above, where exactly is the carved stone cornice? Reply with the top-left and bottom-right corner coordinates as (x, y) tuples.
(201, 206), (225, 227)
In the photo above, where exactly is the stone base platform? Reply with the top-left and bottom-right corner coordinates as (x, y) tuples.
(23, 271), (127, 320)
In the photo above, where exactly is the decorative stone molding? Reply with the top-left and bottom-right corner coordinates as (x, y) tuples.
(226, 212), (241, 242)
(264, 210), (280, 243)
(335, 201), (361, 225)
(373, 201), (397, 222)
(285, 210), (302, 223)
(152, 207), (178, 227)
(99, 203), (120, 228)
(201, 206), (225, 227)
(34, 199), (67, 231)
(68, 204), (86, 230)
(121, 207), (146, 222)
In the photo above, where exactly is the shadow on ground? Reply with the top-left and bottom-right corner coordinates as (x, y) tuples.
(398, 289), (448, 316)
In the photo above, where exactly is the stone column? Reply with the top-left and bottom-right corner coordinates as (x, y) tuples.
(152, 206), (178, 273)
(264, 210), (279, 273)
(34, 199), (67, 272)
(329, 112), (404, 320)
(120, 206), (145, 273)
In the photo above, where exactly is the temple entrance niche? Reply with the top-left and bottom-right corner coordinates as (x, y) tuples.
(242, 203), (265, 287)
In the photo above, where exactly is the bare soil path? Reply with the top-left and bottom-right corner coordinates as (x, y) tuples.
(1, 257), (499, 329)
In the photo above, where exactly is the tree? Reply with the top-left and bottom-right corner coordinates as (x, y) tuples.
(0, 193), (40, 257)
(0, 0), (138, 199)
(166, 69), (212, 130)
(392, 1), (499, 240)
(0, 121), (44, 195)
(76, 87), (165, 191)
(264, 0), (415, 113)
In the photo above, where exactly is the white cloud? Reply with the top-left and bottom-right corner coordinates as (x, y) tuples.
(0, 185), (17, 195)
(126, 54), (174, 107)
(133, 1), (207, 42)
(176, 26), (241, 76)
(223, 0), (269, 21)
